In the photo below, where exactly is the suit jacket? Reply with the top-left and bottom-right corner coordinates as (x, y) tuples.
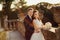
(24, 15), (34, 31)
(24, 15), (34, 40)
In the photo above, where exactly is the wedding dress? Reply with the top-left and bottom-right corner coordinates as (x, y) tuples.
(30, 19), (45, 40)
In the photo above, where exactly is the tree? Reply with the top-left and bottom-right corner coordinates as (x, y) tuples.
(36, 2), (52, 9)
(5, 0), (14, 14)
(13, 0), (26, 13)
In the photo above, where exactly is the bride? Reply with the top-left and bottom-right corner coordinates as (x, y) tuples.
(30, 10), (45, 40)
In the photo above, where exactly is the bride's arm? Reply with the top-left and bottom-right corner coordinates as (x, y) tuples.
(33, 20), (38, 30)
(42, 25), (46, 29)
(33, 20), (40, 32)
(39, 20), (45, 29)
(40, 24), (45, 29)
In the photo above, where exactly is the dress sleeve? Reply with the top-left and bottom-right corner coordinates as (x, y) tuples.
(33, 20), (40, 30)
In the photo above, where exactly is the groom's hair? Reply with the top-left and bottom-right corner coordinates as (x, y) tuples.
(27, 8), (33, 12)
(27, 6), (34, 11)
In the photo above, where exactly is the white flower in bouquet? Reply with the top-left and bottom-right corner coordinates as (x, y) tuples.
(44, 22), (52, 30)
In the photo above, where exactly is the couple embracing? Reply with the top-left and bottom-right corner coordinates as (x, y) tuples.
(24, 7), (45, 40)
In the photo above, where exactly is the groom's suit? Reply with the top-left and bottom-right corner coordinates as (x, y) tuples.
(24, 15), (34, 40)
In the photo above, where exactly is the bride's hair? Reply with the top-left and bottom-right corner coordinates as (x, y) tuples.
(32, 10), (44, 20)
(32, 10), (40, 20)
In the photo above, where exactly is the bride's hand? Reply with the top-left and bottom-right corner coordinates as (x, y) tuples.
(35, 29), (40, 33)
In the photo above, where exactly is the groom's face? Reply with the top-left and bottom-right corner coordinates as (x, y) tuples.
(28, 8), (34, 17)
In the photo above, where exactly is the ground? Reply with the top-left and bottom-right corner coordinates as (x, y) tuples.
(0, 30), (25, 40)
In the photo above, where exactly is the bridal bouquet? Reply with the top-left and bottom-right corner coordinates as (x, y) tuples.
(44, 22), (52, 30)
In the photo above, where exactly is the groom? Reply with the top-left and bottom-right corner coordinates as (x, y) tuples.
(24, 7), (34, 40)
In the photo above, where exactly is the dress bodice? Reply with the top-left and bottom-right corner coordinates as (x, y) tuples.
(34, 19), (43, 28)
(30, 19), (45, 40)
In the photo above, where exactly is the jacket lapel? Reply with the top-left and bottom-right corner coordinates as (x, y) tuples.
(27, 15), (32, 22)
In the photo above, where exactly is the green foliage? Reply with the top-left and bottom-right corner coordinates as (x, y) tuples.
(17, 0), (26, 7)
(5, 0), (14, 2)
(0, 0), (4, 3)
(20, 0), (26, 5)
(0, 0), (14, 3)
(21, 6), (28, 13)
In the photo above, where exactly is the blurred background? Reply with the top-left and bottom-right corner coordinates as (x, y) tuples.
(0, 0), (60, 40)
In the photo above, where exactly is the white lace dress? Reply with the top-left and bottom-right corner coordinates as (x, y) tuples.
(30, 19), (45, 40)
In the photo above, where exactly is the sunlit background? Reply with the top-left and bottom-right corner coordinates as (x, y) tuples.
(0, 0), (60, 11)
(0, 4), (3, 11)
(25, 0), (60, 6)
(0, 0), (60, 39)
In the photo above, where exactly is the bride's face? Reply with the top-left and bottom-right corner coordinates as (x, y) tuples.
(34, 11), (39, 19)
